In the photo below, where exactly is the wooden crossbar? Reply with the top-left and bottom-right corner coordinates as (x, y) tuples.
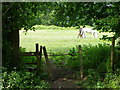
(21, 52), (36, 56)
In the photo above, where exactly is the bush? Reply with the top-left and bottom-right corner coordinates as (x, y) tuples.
(66, 47), (80, 69)
(2, 68), (50, 89)
(75, 69), (102, 88)
(64, 44), (111, 76)
(82, 44), (111, 76)
(76, 71), (120, 88)
(103, 73), (120, 88)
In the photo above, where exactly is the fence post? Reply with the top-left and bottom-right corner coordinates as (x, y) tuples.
(43, 46), (53, 81)
(39, 46), (43, 72)
(78, 45), (83, 79)
(36, 43), (41, 73)
(110, 37), (115, 72)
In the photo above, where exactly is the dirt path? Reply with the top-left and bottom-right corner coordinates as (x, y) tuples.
(50, 65), (81, 88)
(51, 78), (80, 88)
(46, 60), (82, 88)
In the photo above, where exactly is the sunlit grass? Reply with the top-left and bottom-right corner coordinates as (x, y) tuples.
(20, 29), (113, 54)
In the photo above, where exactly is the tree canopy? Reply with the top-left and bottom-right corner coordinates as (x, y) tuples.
(53, 2), (120, 37)
(2, 2), (40, 67)
(2, 2), (120, 68)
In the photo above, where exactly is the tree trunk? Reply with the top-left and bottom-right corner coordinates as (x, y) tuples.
(8, 29), (20, 68)
(12, 29), (20, 67)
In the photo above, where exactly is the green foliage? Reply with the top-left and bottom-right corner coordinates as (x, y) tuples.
(63, 44), (111, 76)
(19, 47), (36, 69)
(2, 68), (50, 89)
(49, 52), (67, 67)
(2, 2), (40, 67)
(66, 47), (79, 69)
(82, 44), (110, 76)
(32, 25), (77, 30)
(53, 2), (120, 37)
(49, 43), (112, 76)
(103, 73), (120, 88)
(114, 39), (120, 69)
(33, 9), (56, 25)
(76, 71), (120, 88)
(2, 2), (38, 31)
(2, 41), (13, 68)
(3, 2), (120, 68)
(76, 69), (102, 88)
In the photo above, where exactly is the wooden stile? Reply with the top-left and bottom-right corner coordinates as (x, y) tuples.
(21, 43), (85, 80)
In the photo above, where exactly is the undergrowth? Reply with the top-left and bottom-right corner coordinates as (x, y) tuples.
(2, 43), (120, 89)
(2, 68), (50, 89)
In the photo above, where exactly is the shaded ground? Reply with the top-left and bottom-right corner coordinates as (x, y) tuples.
(42, 57), (85, 88)
(51, 78), (80, 88)
(51, 66), (81, 89)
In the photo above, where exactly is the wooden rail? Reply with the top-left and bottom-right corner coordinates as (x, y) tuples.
(21, 52), (36, 56)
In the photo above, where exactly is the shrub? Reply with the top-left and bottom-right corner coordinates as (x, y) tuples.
(76, 71), (120, 88)
(75, 69), (102, 88)
(66, 47), (80, 69)
(64, 44), (111, 76)
(103, 73), (120, 88)
(2, 68), (50, 89)
(82, 44), (111, 76)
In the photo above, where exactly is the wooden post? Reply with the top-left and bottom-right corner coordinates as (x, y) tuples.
(43, 46), (53, 81)
(39, 46), (43, 72)
(110, 37), (115, 72)
(35, 43), (41, 73)
(78, 45), (83, 79)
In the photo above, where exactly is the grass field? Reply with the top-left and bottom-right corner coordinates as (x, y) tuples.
(20, 27), (113, 53)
